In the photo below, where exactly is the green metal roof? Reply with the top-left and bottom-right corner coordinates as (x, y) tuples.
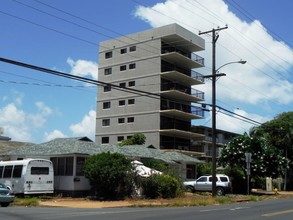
(1, 137), (203, 164)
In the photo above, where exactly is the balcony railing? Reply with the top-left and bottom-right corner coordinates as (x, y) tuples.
(160, 119), (191, 132)
(161, 82), (205, 100)
(161, 61), (204, 83)
(161, 102), (204, 117)
(161, 44), (205, 66)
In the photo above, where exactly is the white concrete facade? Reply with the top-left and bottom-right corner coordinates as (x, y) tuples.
(96, 24), (206, 152)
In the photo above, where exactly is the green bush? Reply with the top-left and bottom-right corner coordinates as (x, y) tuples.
(84, 152), (135, 200)
(141, 174), (181, 199)
(251, 176), (266, 190)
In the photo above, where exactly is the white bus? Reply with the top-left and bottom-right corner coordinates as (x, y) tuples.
(0, 159), (54, 195)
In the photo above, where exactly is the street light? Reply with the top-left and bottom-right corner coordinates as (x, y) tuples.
(216, 60), (247, 72)
(205, 60), (246, 196)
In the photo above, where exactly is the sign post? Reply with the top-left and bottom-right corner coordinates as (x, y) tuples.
(245, 153), (252, 195)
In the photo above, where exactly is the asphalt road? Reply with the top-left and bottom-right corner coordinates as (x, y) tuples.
(1, 198), (293, 220)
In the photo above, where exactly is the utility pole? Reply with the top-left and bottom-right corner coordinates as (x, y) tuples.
(200, 26), (228, 197)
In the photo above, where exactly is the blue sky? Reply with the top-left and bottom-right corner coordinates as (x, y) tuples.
(0, 0), (292, 143)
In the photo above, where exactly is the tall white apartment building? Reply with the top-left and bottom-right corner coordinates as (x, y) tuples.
(96, 23), (205, 152)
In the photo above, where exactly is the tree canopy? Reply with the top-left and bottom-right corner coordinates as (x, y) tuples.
(219, 130), (288, 178)
(260, 112), (293, 158)
(118, 133), (146, 146)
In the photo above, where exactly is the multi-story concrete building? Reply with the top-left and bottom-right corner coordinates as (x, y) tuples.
(96, 24), (206, 151)
(191, 125), (240, 161)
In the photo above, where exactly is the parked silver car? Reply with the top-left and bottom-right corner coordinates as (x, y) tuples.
(0, 182), (14, 207)
(183, 174), (232, 196)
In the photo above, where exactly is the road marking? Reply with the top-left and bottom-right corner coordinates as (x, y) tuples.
(200, 206), (250, 212)
(230, 207), (250, 211)
(262, 209), (293, 217)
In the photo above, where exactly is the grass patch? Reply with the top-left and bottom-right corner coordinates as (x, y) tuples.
(128, 194), (220, 207)
(215, 196), (233, 204)
(248, 195), (259, 201)
(14, 197), (40, 206)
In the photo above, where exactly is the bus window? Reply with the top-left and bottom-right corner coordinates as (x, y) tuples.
(3, 165), (13, 178)
(31, 167), (49, 175)
(12, 165), (23, 178)
(0, 166), (3, 178)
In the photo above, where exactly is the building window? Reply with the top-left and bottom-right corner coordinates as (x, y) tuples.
(104, 85), (111, 92)
(129, 63), (136, 69)
(118, 118), (125, 124)
(119, 82), (126, 88)
(105, 51), (112, 59)
(186, 164), (196, 179)
(120, 65), (127, 71)
(76, 157), (86, 176)
(103, 101), (111, 109)
(120, 48), (127, 54)
(129, 46), (136, 52)
(128, 99), (135, 105)
(117, 136), (124, 142)
(102, 137), (109, 144)
(127, 117), (134, 123)
(104, 68), (112, 75)
(102, 119), (110, 126)
(119, 100), (125, 106)
(50, 157), (73, 176)
(128, 81), (135, 87)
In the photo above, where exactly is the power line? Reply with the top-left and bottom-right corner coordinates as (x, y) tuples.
(0, 10), (97, 46)
(0, 56), (263, 127)
(5, 0), (291, 116)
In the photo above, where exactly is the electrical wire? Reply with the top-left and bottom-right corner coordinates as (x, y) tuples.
(0, 56), (263, 126)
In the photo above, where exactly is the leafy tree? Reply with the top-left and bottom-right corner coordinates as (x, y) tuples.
(259, 111), (293, 189)
(219, 130), (288, 179)
(118, 133), (146, 146)
(142, 159), (169, 173)
(197, 162), (212, 177)
(83, 152), (135, 200)
(261, 112), (293, 159)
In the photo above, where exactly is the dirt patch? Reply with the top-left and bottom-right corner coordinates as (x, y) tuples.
(38, 192), (293, 208)
(39, 198), (132, 208)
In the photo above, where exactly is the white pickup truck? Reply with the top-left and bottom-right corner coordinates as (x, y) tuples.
(183, 174), (232, 196)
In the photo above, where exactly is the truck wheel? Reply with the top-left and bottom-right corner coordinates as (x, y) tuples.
(185, 186), (195, 193)
(216, 187), (225, 196)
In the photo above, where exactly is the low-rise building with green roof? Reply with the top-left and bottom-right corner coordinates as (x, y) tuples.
(1, 137), (203, 196)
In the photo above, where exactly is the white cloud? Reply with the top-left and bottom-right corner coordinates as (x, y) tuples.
(215, 108), (269, 135)
(43, 130), (67, 142)
(0, 102), (31, 141)
(69, 110), (96, 140)
(67, 58), (99, 80)
(0, 94), (53, 142)
(135, 0), (293, 133)
(28, 102), (53, 129)
(135, 0), (293, 106)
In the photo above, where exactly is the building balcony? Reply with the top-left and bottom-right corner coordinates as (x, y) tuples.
(161, 101), (204, 121)
(161, 45), (204, 69)
(161, 82), (204, 102)
(160, 117), (204, 140)
(161, 61), (204, 86)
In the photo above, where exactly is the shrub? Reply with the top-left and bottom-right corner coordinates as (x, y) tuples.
(141, 174), (181, 199)
(84, 152), (135, 200)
